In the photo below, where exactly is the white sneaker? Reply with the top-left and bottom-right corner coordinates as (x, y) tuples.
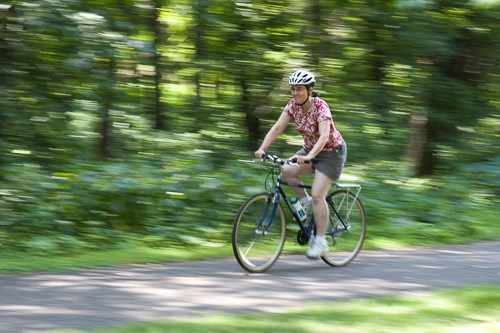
(306, 236), (328, 259)
(300, 196), (313, 214)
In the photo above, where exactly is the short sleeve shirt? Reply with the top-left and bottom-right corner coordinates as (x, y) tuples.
(284, 97), (343, 151)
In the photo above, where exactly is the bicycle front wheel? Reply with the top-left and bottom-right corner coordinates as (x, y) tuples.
(321, 190), (366, 267)
(232, 192), (286, 273)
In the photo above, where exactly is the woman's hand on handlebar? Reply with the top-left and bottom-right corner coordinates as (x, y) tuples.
(254, 149), (266, 159)
(292, 155), (312, 164)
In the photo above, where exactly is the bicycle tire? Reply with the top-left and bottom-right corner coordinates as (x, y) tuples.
(232, 192), (287, 273)
(321, 190), (366, 267)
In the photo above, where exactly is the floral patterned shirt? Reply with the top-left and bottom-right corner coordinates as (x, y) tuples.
(284, 97), (343, 151)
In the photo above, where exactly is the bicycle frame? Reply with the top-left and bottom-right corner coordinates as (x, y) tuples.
(279, 180), (316, 237)
(256, 162), (361, 238)
(259, 163), (344, 240)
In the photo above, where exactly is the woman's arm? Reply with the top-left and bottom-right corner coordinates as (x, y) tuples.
(296, 120), (330, 163)
(255, 111), (291, 158)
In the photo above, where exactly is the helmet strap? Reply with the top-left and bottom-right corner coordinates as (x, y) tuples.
(299, 91), (310, 107)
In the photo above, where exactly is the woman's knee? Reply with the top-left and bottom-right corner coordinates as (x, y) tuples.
(282, 165), (298, 180)
(311, 192), (326, 204)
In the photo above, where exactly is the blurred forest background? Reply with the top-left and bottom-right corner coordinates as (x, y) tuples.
(1, 0), (499, 257)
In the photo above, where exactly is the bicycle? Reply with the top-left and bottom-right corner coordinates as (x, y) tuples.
(232, 154), (367, 273)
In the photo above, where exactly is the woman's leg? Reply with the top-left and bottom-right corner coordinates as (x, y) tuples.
(305, 170), (334, 258)
(282, 163), (314, 198)
(311, 171), (334, 236)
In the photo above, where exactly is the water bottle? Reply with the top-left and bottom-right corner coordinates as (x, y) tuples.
(290, 197), (307, 221)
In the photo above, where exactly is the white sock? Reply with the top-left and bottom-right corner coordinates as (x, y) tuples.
(315, 236), (325, 242)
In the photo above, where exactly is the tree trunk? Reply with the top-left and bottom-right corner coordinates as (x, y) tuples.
(240, 76), (260, 145)
(99, 54), (116, 160)
(406, 112), (428, 175)
(194, 1), (205, 106)
(406, 110), (438, 176)
(152, 1), (165, 130)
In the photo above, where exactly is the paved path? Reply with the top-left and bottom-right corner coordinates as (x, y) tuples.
(1, 241), (499, 332)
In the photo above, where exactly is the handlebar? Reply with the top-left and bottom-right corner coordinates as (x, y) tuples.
(262, 154), (292, 165)
(261, 153), (310, 165)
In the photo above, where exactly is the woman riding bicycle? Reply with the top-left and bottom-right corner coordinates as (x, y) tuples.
(254, 70), (347, 259)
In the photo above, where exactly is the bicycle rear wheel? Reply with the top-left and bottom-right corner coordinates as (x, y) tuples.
(232, 192), (286, 273)
(321, 190), (366, 267)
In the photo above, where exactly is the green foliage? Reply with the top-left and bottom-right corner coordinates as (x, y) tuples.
(0, 0), (499, 259)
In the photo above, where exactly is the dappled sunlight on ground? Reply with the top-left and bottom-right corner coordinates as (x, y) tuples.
(0, 241), (499, 331)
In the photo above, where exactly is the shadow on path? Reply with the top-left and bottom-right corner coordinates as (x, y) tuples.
(1, 241), (499, 332)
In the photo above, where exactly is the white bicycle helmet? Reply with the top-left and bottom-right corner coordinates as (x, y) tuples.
(289, 70), (316, 85)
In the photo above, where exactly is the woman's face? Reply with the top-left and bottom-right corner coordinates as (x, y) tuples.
(291, 85), (308, 104)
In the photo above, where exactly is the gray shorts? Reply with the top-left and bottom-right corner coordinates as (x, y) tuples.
(297, 141), (347, 181)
